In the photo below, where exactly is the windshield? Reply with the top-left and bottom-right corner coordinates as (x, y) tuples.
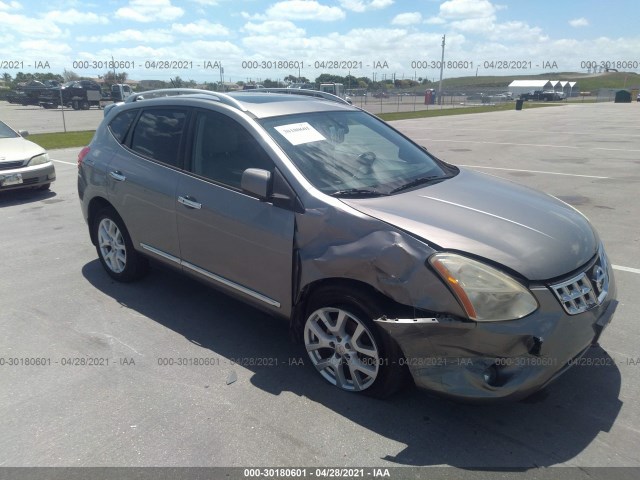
(0, 121), (19, 139)
(260, 111), (456, 196)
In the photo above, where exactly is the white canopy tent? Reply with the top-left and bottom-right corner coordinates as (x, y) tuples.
(508, 80), (553, 97)
(508, 79), (579, 97)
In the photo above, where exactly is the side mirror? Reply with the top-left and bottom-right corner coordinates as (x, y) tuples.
(18, 130), (29, 137)
(241, 168), (271, 200)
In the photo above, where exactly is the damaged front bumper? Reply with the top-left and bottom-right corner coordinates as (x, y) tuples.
(375, 281), (617, 402)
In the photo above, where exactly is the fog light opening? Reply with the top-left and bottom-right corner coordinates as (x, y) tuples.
(483, 364), (499, 387)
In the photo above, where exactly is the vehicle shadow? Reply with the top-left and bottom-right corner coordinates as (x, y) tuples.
(82, 260), (623, 469)
(0, 188), (56, 206)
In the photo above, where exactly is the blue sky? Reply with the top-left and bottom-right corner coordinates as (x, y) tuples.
(1, 0), (639, 83)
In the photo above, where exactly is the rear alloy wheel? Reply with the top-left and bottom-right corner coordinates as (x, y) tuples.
(303, 288), (406, 398)
(94, 208), (148, 282)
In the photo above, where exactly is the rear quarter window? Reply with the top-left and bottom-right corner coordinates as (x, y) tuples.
(108, 110), (138, 143)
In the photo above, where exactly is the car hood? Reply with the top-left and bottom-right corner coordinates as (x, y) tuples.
(342, 169), (598, 280)
(0, 137), (45, 162)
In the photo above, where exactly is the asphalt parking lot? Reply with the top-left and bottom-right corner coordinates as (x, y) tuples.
(1, 102), (639, 476)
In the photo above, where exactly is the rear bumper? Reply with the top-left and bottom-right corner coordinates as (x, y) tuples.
(375, 270), (617, 402)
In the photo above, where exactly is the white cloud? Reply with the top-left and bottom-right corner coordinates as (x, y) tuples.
(489, 21), (547, 42)
(265, 1), (345, 21)
(171, 20), (230, 36)
(439, 0), (499, 19)
(0, 11), (64, 38)
(241, 27), (448, 73)
(448, 17), (495, 34)
(115, 0), (184, 23)
(243, 20), (306, 37)
(391, 12), (422, 26)
(43, 9), (109, 25)
(427, 0), (545, 45)
(191, 0), (218, 5)
(569, 17), (589, 28)
(425, 16), (446, 25)
(78, 29), (175, 44)
(19, 40), (72, 54)
(339, 0), (393, 12)
(0, 1), (21, 10)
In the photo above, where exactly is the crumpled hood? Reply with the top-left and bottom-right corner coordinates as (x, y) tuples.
(0, 137), (44, 162)
(342, 169), (598, 280)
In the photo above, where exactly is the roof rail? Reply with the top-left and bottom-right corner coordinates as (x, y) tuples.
(125, 88), (247, 111)
(247, 88), (352, 105)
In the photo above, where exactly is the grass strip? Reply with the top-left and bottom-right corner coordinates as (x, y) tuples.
(28, 130), (95, 150)
(378, 102), (562, 121)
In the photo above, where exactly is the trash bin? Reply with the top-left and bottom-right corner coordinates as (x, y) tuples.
(515, 99), (524, 110)
(614, 90), (631, 103)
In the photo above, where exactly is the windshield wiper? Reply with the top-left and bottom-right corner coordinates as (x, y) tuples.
(389, 175), (449, 194)
(330, 188), (387, 198)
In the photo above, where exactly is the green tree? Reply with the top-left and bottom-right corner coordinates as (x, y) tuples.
(14, 72), (34, 85)
(63, 69), (80, 82)
(284, 74), (309, 84)
(263, 78), (283, 87)
(102, 71), (129, 86)
(315, 73), (346, 84)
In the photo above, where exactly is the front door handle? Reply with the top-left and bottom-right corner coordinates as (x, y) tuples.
(178, 195), (202, 210)
(109, 170), (126, 182)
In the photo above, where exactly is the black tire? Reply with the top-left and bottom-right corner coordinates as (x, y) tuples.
(302, 286), (408, 398)
(93, 207), (148, 282)
(72, 100), (79, 110)
(80, 100), (90, 110)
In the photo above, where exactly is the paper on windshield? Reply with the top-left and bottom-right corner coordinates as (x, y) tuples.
(274, 122), (326, 146)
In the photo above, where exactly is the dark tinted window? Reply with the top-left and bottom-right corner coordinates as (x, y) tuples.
(190, 110), (273, 188)
(108, 110), (137, 143)
(130, 108), (188, 167)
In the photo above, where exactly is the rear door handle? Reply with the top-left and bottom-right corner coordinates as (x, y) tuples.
(109, 170), (126, 182)
(178, 195), (202, 210)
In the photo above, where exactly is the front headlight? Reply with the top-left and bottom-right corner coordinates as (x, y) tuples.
(429, 253), (538, 321)
(28, 153), (50, 166)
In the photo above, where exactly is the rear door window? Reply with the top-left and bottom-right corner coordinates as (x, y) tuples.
(130, 108), (188, 168)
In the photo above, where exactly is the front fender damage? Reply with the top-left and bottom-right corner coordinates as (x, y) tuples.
(294, 205), (464, 316)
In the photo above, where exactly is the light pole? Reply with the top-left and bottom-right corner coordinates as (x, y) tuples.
(438, 34), (445, 107)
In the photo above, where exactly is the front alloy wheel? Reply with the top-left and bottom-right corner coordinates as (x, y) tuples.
(304, 306), (381, 392)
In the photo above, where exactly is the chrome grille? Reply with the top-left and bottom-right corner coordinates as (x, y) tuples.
(550, 249), (609, 315)
(0, 160), (26, 171)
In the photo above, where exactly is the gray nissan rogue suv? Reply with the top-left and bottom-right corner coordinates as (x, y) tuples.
(78, 88), (617, 401)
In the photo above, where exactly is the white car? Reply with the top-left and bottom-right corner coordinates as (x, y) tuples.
(0, 120), (55, 191)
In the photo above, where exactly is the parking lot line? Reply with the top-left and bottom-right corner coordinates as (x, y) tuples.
(52, 159), (77, 166)
(419, 138), (640, 153)
(612, 265), (640, 275)
(459, 165), (609, 179)
(415, 126), (640, 138)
